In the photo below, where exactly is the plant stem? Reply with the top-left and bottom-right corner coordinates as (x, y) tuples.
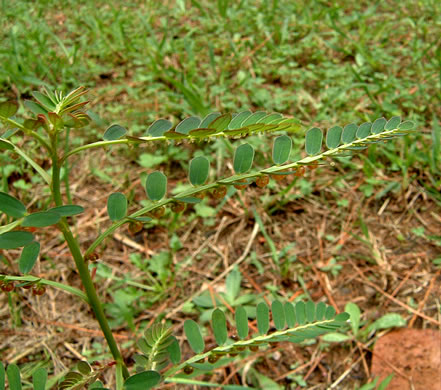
(50, 142), (129, 379)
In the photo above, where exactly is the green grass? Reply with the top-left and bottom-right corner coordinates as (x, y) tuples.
(1, 0), (439, 195)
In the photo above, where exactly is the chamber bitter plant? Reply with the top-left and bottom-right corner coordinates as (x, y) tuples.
(0, 87), (416, 389)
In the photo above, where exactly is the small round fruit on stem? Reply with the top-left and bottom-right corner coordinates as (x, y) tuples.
(171, 202), (186, 213)
(149, 206), (165, 219)
(128, 221), (143, 235)
(1, 281), (14, 292)
(270, 172), (285, 182)
(212, 185), (227, 199)
(234, 179), (248, 190)
(294, 166), (306, 177)
(32, 284), (46, 296)
(255, 175), (269, 188)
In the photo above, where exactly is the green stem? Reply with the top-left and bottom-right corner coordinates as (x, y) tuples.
(61, 139), (130, 163)
(51, 141), (129, 379)
(0, 115), (51, 151)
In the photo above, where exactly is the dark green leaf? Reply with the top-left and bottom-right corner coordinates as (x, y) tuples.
(175, 116), (201, 134)
(103, 124), (127, 140)
(241, 111), (267, 127)
(326, 126), (342, 149)
(228, 111), (252, 129)
(272, 135), (292, 165)
(206, 113), (231, 131)
(356, 122), (372, 139)
(258, 113), (283, 124)
(124, 371), (161, 390)
(334, 312), (350, 322)
(233, 143), (254, 174)
(385, 116), (401, 130)
(184, 319), (205, 353)
(146, 171), (167, 201)
(0, 139), (14, 150)
(167, 337), (181, 364)
(199, 112), (221, 128)
(305, 301), (315, 323)
(147, 119), (173, 137)
(315, 302), (326, 321)
(189, 156), (210, 186)
(295, 302), (306, 325)
(398, 121), (415, 130)
(32, 367), (47, 390)
(24, 100), (48, 116)
(325, 305), (336, 320)
(0, 231), (34, 249)
(107, 192), (127, 221)
(22, 211), (61, 227)
(284, 302), (296, 327)
(235, 306), (249, 339)
(31, 91), (56, 111)
(188, 128), (218, 137)
(341, 123), (358, 144)
(256, 302), (269, 335)
(0, 101), (19, 118)
(6, 364), (21, 390)
(19, 241), (40, 274)
(305, 127), (323, 155)
(212, 308), (228, 346)
(371, 117), (386, 134)
(49, 205), (84, 217)
(271, 300), (285, 330)
(0, 192), (26, 218)
(77, 361), (91, 375)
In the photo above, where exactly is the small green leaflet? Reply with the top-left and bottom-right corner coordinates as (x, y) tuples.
(19, 241), (40, 274)
(305, 128), (323, 155)
(184, 319), (205, 353)
(107, 192), (127, 221)
(0, 231), (34, 249)
(145, 171), (167, 201)
(0, 192), (27, 218)
(233, 143), (254, 174)
(124, 371), (161, 390)
(257, 302), (269, 335)
(272, 135), (292, 165)
(189, 156), (210, 186)
(103, 124), (127, 140)
(22, 211), (61, 227)
(212, 308), (228, 346)
(235, 306), (249, 339)
(147, 119), (172, 137)
(0, 101), (19, 118)
(49, 205), (84, 216)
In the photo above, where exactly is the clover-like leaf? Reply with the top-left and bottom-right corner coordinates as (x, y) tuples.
(22, 211), (61, 227)
(189, 156), (210, 186)
(257, 302), (269, 335)
(107, 193), (127, 221)
(145, 172), (167, 201)
(233, 143), (254, 174)
(103, 124), (127, 140)
(184, 319), (205, 353)
(147, 119), (173, 137)
(326, 126), (342, 149)
(272, 135), (292, 165)
(212, 308), (228, 346)
(305, 127), (323, 155)
(235, 306), (249, 340)
(124, 371), (161, 390)
(19, 241), (40, 274)
(0, 101), (19, 118)
(0, 192), (26, 218)
(0, 231), (34, 249)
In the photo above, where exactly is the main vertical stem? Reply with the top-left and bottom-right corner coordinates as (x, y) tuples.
(51, 146), (129, 378)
